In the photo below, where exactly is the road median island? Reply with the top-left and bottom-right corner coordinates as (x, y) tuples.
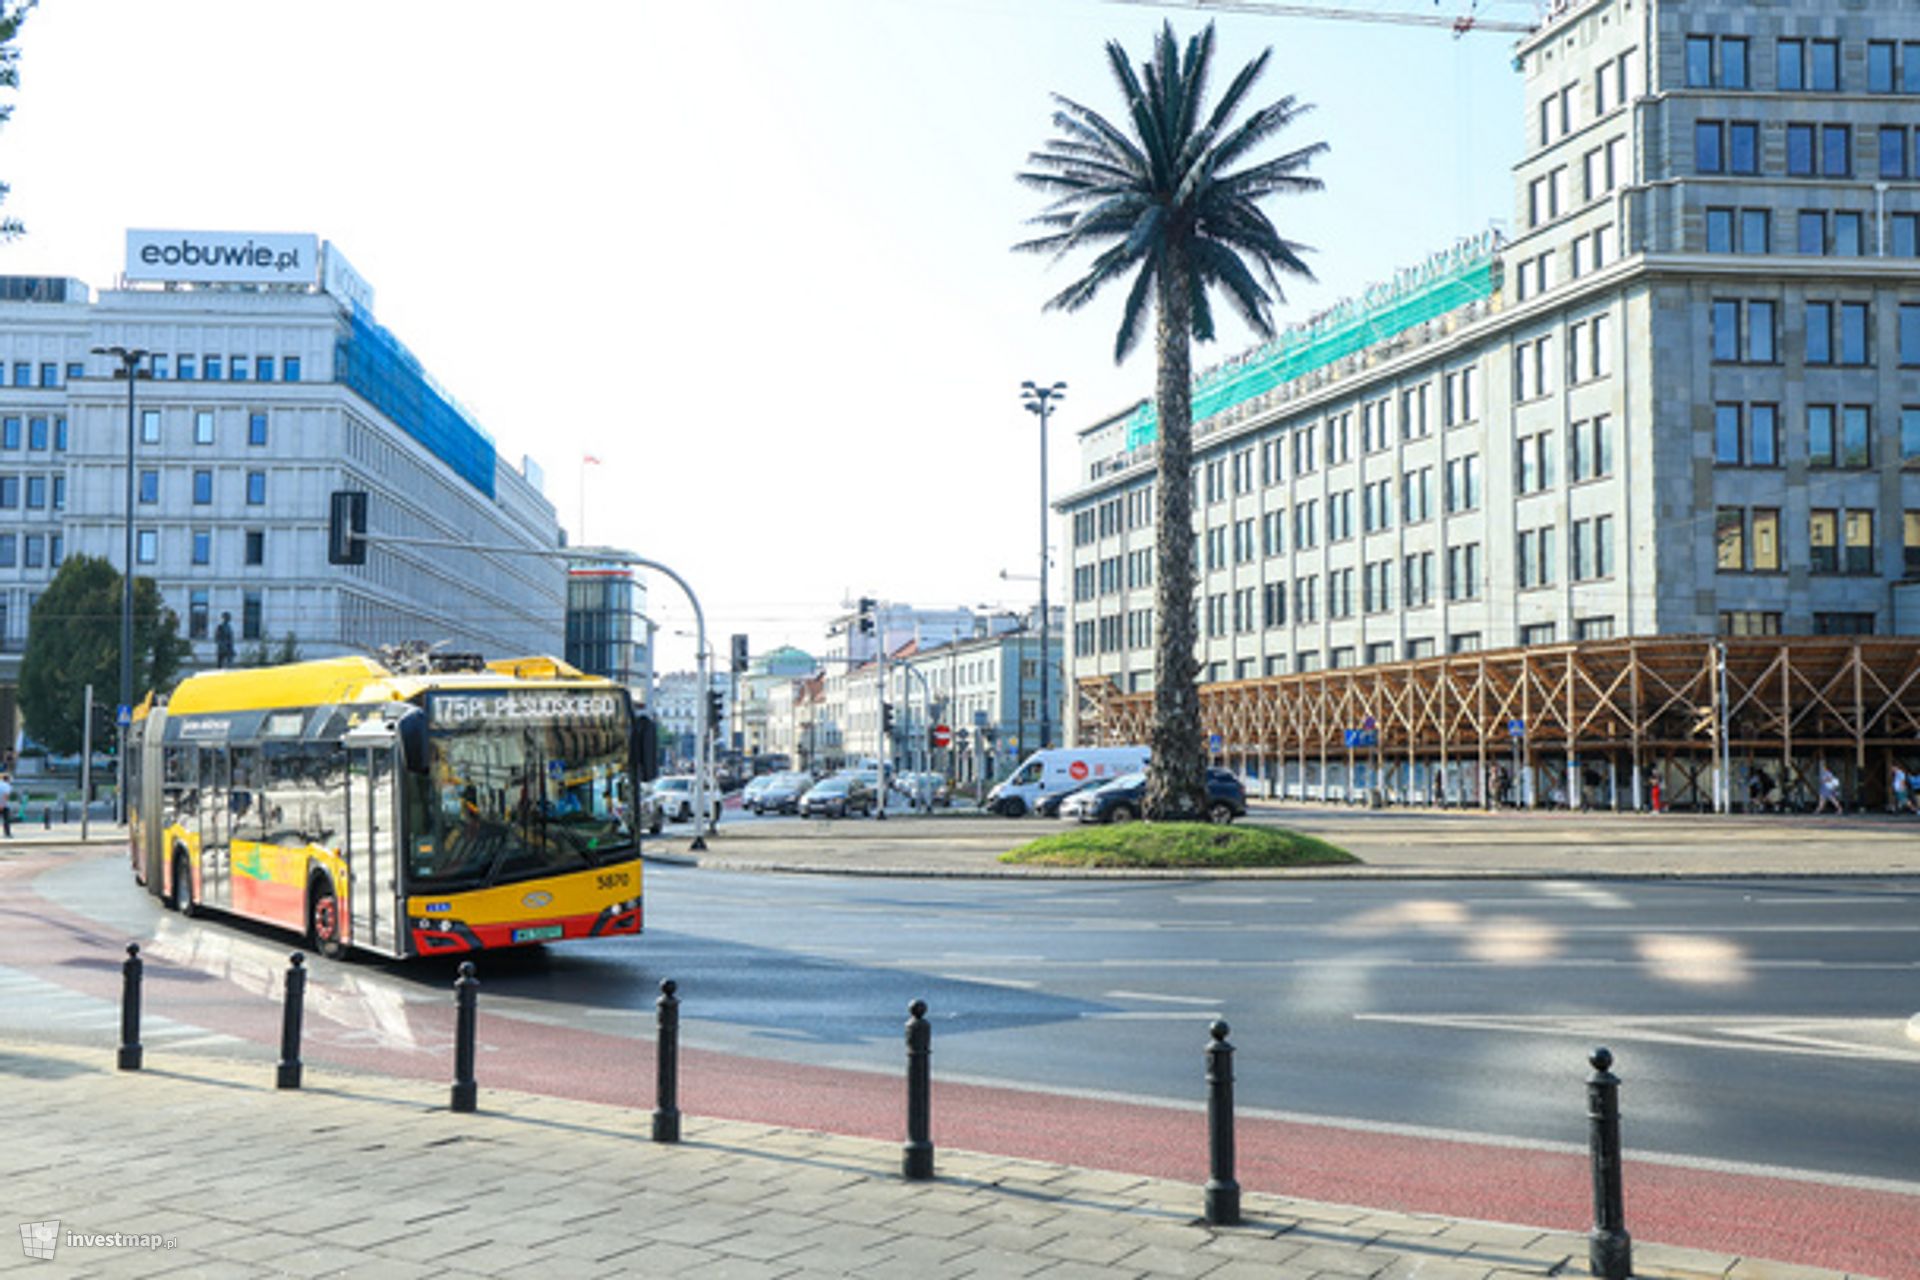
(1001, 822), (1357, 870)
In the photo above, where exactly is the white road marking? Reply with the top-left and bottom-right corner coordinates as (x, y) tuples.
(1355, 1012), (1920, 1063)
(931, 973), (1040, 990)
(1170, 895), (1315, 906)
(1103, 990), (1224, 1006)
(1080, 1010), (1223, 1021)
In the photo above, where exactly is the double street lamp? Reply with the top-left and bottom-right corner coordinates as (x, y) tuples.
(91, 344), (149, 824)
(1020, 380), (1065, 752)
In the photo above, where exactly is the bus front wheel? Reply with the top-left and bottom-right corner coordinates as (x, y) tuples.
(308, 876), (346, 960)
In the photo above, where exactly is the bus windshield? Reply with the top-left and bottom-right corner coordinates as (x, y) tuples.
(410, 690), (634, 892)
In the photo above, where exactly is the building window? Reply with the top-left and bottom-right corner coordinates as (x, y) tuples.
(136, 529), (157, 564)
(177, 354), (196, 380)
(246, 471), (267, 505)
(1906, 511), (1920, 577)
(248, 412), (268, 446)
(1575, 617), (1615, 641)
(27, 417), (45, 450)
(1517, 526), (1557, 589)
(1810, 508), (1873, 574)
(1572, 515), (1615, 580)
(242, 590), (263, 640)
(1695, 120), (1724, 173)
(1904, 407), (1920, 464)
(1450, 632), (1482, 654)
(1808, 404), (1871, 468)
(1813, 612), (1875, 636)
(283, 355), (301, 382)
(1713, 299), (1775, 364)
(255, 356), (274, 382)
(192, 469), (213, 504)
(1403, 551), (1434, 608)
(245, 529), (265, 567)
(0, 477), (14, 508)
(24, 475), (43, 508)
(1363, 560), (1392, 613)
(1720, 610), (1782, 637)
(0, 534), (13, 567)
(22, 534), (41, 569)
(1520, 623), (1558, 647)
(192, 530), (211, 566)
(1713, 403), (1776, 467)
(194, 410), (214, 445)
(188, 589), (209, 640)
(0, 417), (15, 449)
(1515, 431), (1556, 495)
(203, 355), (222, 381)
(1445, 454), (1481, 511)
(1446, 543), (1481, 601)
(1900, 304), (1920, 364)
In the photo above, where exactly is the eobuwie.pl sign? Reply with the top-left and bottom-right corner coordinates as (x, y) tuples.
(125, 230), (319, 286)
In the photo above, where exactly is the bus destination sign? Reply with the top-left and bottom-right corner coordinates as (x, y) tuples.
(430, 692), (622, 726)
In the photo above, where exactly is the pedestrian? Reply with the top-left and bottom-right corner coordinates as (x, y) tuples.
(1815, 763), (1843, 815)
(215, 612), (236, 668)
(1892, 762), (1913, 815)
(1747, 767), (1770, 814)
(0, 771), (12, 837)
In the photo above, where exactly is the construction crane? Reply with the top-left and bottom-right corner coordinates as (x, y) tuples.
(1106, 0), (1538, 36)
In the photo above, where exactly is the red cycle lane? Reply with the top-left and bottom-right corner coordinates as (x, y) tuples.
(3, 850), (1913, 1277)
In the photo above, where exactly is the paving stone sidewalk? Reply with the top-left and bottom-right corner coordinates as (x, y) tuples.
(0, 1040), (1858, 1280)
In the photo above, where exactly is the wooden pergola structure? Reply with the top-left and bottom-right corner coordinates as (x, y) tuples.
(1076, 636), (1920, 811)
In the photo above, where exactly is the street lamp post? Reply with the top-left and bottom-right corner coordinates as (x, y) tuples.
(92, 345), (149, 825)
(1021, 381), (1065, 752)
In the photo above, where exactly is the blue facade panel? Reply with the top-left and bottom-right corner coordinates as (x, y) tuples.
(334, 308), (497, 497)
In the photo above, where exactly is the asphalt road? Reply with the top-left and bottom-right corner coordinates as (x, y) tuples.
(7, 847), (1917, 1274)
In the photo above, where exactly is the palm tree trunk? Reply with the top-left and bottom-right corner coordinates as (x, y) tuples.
(1145, 238), (1206, 820)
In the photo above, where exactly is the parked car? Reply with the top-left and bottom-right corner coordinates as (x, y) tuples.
(1035, 777), (1102, 818)
(893, 772), (951, 809)
(740, 774), (779, 811)
(987, 745), (1151, 816)
(799, 775), (876, 818)
(749, 771), (813, 815)
(1074, 768), (1248, 825)
(652, 775), (722, 824)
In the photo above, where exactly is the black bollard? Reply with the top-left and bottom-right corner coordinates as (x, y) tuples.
(276, 953), (307, 1089)
(651, 979), (681, 1143)
(902, 998), (933, 1180)
(450, 961), (478, 1113)
(1586, 1047), (1632, 1280)
(1204, 1020), (1241, 1225)
(116, 943), (143, 1071)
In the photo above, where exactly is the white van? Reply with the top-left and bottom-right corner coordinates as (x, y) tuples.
(987, 745), (1151, 816)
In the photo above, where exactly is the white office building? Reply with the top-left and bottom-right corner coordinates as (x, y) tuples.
(0, 231), (566, 743)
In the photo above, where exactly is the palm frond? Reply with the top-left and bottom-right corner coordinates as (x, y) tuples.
(1113, 256), (1158, 362)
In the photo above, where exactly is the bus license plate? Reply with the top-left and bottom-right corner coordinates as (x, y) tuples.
(513, 925), (564, 943)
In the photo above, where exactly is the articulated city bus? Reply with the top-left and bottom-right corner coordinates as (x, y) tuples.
(129, 653), (644, 959)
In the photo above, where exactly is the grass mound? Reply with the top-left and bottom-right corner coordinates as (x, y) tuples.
(1000, 822), (1356, 869)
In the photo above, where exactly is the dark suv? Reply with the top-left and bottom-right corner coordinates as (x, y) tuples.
(1078, 768), (1247, 825)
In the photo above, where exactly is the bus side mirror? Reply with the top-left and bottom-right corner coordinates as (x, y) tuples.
(398, 708), (429, 774)
(633, 712), (660, 783)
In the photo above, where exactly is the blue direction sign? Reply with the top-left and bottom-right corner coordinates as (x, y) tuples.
(1344, 729), (1378, 749)
(1208, 732), (1224, 752)
(1508, 718), (1526, 739)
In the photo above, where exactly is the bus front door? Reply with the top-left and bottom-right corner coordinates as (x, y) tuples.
(197, 747), (230, 908)
(344, 735), (402, 957)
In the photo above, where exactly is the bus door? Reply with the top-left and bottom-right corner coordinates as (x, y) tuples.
(134, 706), (169, 896)
(342, 719), (403, 957)
(197, 746), (231, 908)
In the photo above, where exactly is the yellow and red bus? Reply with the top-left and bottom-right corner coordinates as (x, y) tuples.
(129, 653), (644, 959)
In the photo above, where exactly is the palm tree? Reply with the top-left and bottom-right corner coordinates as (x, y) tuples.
(1017, 22), (1326, 819)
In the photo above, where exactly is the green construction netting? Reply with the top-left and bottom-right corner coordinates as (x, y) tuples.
(1124, 251), (1499, 451)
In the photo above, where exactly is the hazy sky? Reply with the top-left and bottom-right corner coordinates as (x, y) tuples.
(2, 0), (1532, 672)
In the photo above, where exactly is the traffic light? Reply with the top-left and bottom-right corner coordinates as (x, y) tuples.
(327, 490), (367, 565)
(857, 597), (875, 634)
(881, 702), (895, 737)
(706, 690), (723, 732)
(731, 633), (749, 674)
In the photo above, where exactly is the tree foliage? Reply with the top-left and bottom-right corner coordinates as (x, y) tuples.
(1018, 22), (1325, 818)
(19, 555), (187, 754)
(0, 1), (34, 242)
